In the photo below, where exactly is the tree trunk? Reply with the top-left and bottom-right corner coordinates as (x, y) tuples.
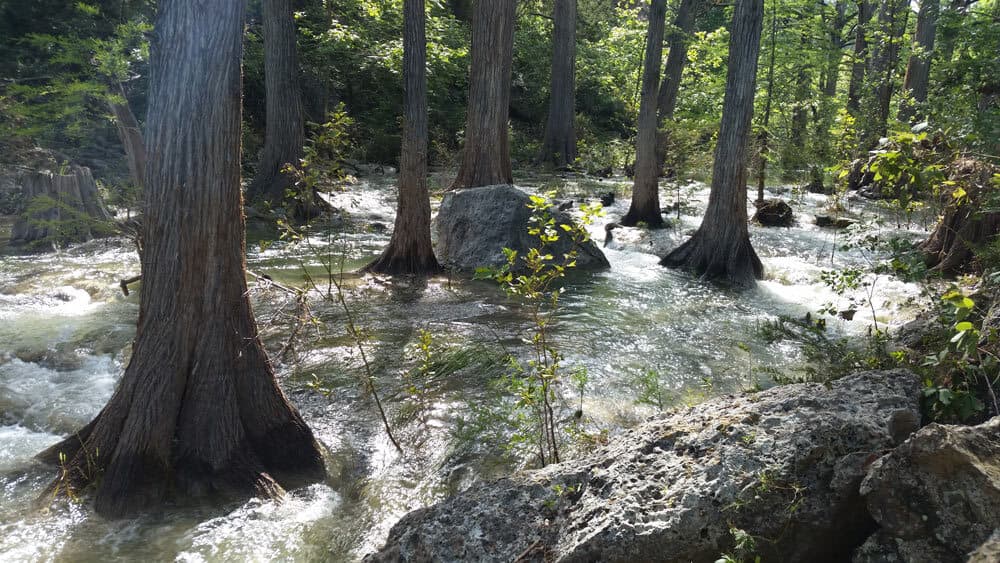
(662, 0), (765, 288)
(783, 55), (812, 177)
(861, 0), (908, 148)
(450, 0), (516, 190)
(756, 0), (777, 205)
(538, 0), (577, 169)
(247, 0), (306, 206)
(847, 0), (874, 115)
(898, 0), (940, 123)
(365, 0), (440, 275)
(654, 0), (699, 174)
(622, 0), (668, 228)
(107, 83), (146, 188)
(814, 0), (848, 162)
(11, 165), (113, 246)
(822, 1), (848, 98)
(36, 0), (324, 518)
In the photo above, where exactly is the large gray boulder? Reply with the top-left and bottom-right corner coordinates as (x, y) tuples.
(366, 370), (922, 562)
(855, 416), (1000, 563)
(435, 185), (609, 274)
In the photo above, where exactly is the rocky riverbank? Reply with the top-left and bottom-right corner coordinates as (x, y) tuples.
(366, 370), (999, 562)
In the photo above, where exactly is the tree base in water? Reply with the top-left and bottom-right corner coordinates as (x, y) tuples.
(661, 228), (763, 288)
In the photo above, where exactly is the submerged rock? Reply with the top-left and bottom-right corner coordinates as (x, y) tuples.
(815, 214), (857, 229)
(856, 416), (1000, 563)
(435, 184), (609, 274)
(366, 370), (921, 562)
(753, 198), (794, 227)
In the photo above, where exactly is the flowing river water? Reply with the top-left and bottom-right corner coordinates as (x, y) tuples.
(0, 173), (934, 561)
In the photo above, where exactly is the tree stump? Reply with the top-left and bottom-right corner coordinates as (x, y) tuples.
(11, 165), (113, 246)
(920, 159), (1000, 274)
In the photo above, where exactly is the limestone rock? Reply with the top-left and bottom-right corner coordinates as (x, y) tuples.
(435, 185), (609, 274)
(366, 370), (922, 562)
(968, 529), (1000, 563)
(858, 416), (1000, 563)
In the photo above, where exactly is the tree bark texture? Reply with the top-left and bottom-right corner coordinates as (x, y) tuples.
(107, 82), (146, 188)
(662, 0), (765, 288)
(365, 0), (440, 275)
(450, 0), (515, 190)
(37, 0), (324, 518)
(11, 165), (113, 245)
(847, 0), (874, 115)
(539, 0), (577, 169)
(898, 0), (940, 122)
(622, 0), (668, 228)
(654, 0), (699, 174)
(247, 0), (306, 205)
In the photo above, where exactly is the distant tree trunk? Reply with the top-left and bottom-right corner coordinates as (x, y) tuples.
(898, 0), (940, 122)
(247, 0), (305, 206)
(861, 0), (908, 147)
(814, 0), (847, 162)
(107, 82), (146, 188)
(654, 0), (699, 174)
(756, 0), (777, 205)
(365, 0), (440, 275)
(539, 0), (577, 169)
(822, 1), (848, 98)
(11, 165), (113, 245)
(37, 0), (324, 518)
(847, 0), (874, 115)
(450, 0), (516, 190)
(662, 0), (765, 287)
(783, 55), (812, 177)
(622, 0), (668, 228)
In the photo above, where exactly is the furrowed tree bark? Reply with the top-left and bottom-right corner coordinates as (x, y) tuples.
(538, 0), (577, 169)
(247, 0), (306, 208)
(898, 0), (940, 123)
(847, 0), (874, 116)
(450, 0), (515, 190)
(107, 82), (146, 189)
(36, 0), (325, 518)
(622, 0), (667, 228)
(365, 0), (440, 275)
(654, 0), (699, 175)
(661, 0), (765, 288)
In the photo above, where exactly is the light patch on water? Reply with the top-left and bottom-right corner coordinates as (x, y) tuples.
(0, 425), (60, 472)
(0, 355), (118, 434)
(0, 502), (91, 563)
(175, 485), (341, 563)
